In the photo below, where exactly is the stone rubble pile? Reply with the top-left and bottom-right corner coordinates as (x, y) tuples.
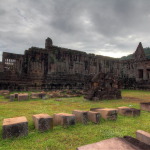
(84, 72), (122, 101)
(0, 90), (84, 101)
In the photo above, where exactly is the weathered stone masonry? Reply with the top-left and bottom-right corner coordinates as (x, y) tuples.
(0, 38), (149, 90)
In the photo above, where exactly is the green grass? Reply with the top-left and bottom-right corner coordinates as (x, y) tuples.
(0, 90), (150, 150)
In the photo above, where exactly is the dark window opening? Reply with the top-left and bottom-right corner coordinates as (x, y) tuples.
(147, 69), (150, 79)
(138, 69), (143, 78)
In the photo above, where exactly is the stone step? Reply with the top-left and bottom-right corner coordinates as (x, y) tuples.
(77, 137), (141, 150)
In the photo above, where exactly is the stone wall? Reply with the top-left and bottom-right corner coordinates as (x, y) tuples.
(0, 38), (149, 90)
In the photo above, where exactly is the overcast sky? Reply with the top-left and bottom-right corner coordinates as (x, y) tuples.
(0, 0), (150, 60)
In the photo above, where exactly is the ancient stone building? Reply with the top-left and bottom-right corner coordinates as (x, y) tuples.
(120, 42), (150, 89)
(0, 38), (149, 90)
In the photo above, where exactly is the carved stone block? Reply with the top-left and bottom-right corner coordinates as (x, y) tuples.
(118, 106), (140, 116)
(53, 113), (75, 127)
(32, 114), (53, 132)
(94, 108), (117, 120)
(140, 102), (150, 112)
(136, 130), (150, 145)
(72, 110), (88, 124)
(10, 94), (15, 102)
(2, 116), (28, 139)
(87, 111), (100, 123)
(18, 94), (29, 101)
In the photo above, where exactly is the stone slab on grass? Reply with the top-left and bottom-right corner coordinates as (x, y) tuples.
(10, 94), (15, 102)
(18, 93), (29, 101)
(87, 111), (100, 124)
(124, 136), (150, 150)
(77, 137), (141, 150)
(2, 116), (28, 139)
(32, 114), (53, 132)
(31, 92), (47, 99)
(136, 130), (150, 145)
(140, 102), (150, 112)
(53, 113), (75, 127)
(72, 110), (88, 124)
(118, 106), (140, 116)
(94, 108), (117, 120)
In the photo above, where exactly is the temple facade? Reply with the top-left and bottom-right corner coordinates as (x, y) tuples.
(0, 38), (150, 90)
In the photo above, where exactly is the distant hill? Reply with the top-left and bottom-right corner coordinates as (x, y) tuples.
(120, 47), (150, 60)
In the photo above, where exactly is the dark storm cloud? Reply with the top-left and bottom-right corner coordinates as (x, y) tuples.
(0, 0), (150, 59)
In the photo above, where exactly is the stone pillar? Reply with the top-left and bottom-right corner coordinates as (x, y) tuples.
(45, 37), (53, 49)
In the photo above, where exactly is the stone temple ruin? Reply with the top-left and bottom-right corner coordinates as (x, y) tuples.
(0, 38), (150, 90)
(84, 72), (122, 100)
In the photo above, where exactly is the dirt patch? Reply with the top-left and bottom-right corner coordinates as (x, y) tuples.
(0, 101), (9, 104)
(30, 102), (40, 104)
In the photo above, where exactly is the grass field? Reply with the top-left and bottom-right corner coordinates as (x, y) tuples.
(0, 90), (150, 150)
